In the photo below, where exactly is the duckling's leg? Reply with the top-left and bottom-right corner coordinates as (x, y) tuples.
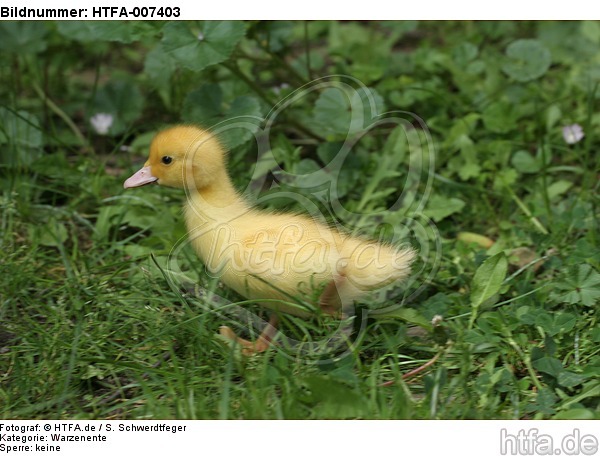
(219, 314), (279, 355)
(319, 279), (342, 316)
(319, 274), (351, 318)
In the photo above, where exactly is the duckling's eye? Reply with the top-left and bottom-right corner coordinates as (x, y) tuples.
(161, 156), (173, 165)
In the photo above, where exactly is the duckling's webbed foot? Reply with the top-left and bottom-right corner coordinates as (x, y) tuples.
(219, 314), (279, 355)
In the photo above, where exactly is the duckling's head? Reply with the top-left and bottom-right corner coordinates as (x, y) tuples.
(124, 125), (227, 190)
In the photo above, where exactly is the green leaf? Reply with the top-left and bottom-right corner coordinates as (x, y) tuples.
(452, 42), (478, 66)
(535, 311), (577, 336)
(482, 102), (518, 133)
(30, 219), (68, 247)
(316, 142), (345, 164)
(444, 113), (480, 147)
(552, 409), (596, 420)
(294, 158), (322, 175)
(144, 46), (177, 89)
(575, 265), (600, 306)
(502, 39), (552, 82)
(511, 150), (541, 173)
(182, 84), (223, 122)
(532, 356), (563, 378)
(554, 264), (600, 307)
(161, 21), (246, 72)
(547, 180), (573, 200)
(297, 375), (369, 419)
(458, 161), (481, 181)
(129, 131), (157, 156)
(423, 195), (465, 222)
(0, 108), (43, 168)
(525, 388), (557, 415)
(312, 87), (384, 138)
(516, 305), (537, 324)
(252, 22), (294, 53)
(581, 21), (600, 43)
(286, 159), (331, 191)
(382, 125), (409, 163)
(81, 364), (107, 380)
(493, 168), (518, 191)
(369, 306), (432, 329)
(0, 22), (48, 53)
(534, 312), (554, 333)
(94, 205), (121, 241)
(182, 84), (262, 149)
(313, 88), (349, 136)
(560, 382), (600, 409)
(57, 22), (158, 43)
(545, 105), (562, 130)
(470, 253), (508, 306)
(328, 22), (370, 55)
(551, 312), (577, 336)
(469, 253), (508, 327)
(90, 80), (145, 135)
(557, 371), (586, 388)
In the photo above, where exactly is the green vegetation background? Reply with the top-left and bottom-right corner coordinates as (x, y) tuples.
(0, 21), (598, 419)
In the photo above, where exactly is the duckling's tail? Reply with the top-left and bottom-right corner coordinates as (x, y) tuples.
(342, 241), (416, 292)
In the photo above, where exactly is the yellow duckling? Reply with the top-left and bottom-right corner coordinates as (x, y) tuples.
(124, 125), (415, 353)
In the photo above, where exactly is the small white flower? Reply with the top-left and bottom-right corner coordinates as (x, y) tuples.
(90, 113), (114, 135)
(562, 124), (584, 145)
(272, 83), (290, 95)
(431, 315), (444, 327)
(197, 32), (204, 41)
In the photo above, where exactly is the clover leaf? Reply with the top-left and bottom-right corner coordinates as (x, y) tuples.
(502, 39), (552, 82)
(161, 21), (246, 72)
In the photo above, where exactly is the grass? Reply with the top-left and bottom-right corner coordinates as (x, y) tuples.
(1, 20), (599, 419)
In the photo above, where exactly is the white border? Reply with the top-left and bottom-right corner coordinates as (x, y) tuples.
(2, 0), (600, 19)
(0, 421), (598, 456)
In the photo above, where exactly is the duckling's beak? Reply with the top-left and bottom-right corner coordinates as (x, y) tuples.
(123, 166), (158, 189)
